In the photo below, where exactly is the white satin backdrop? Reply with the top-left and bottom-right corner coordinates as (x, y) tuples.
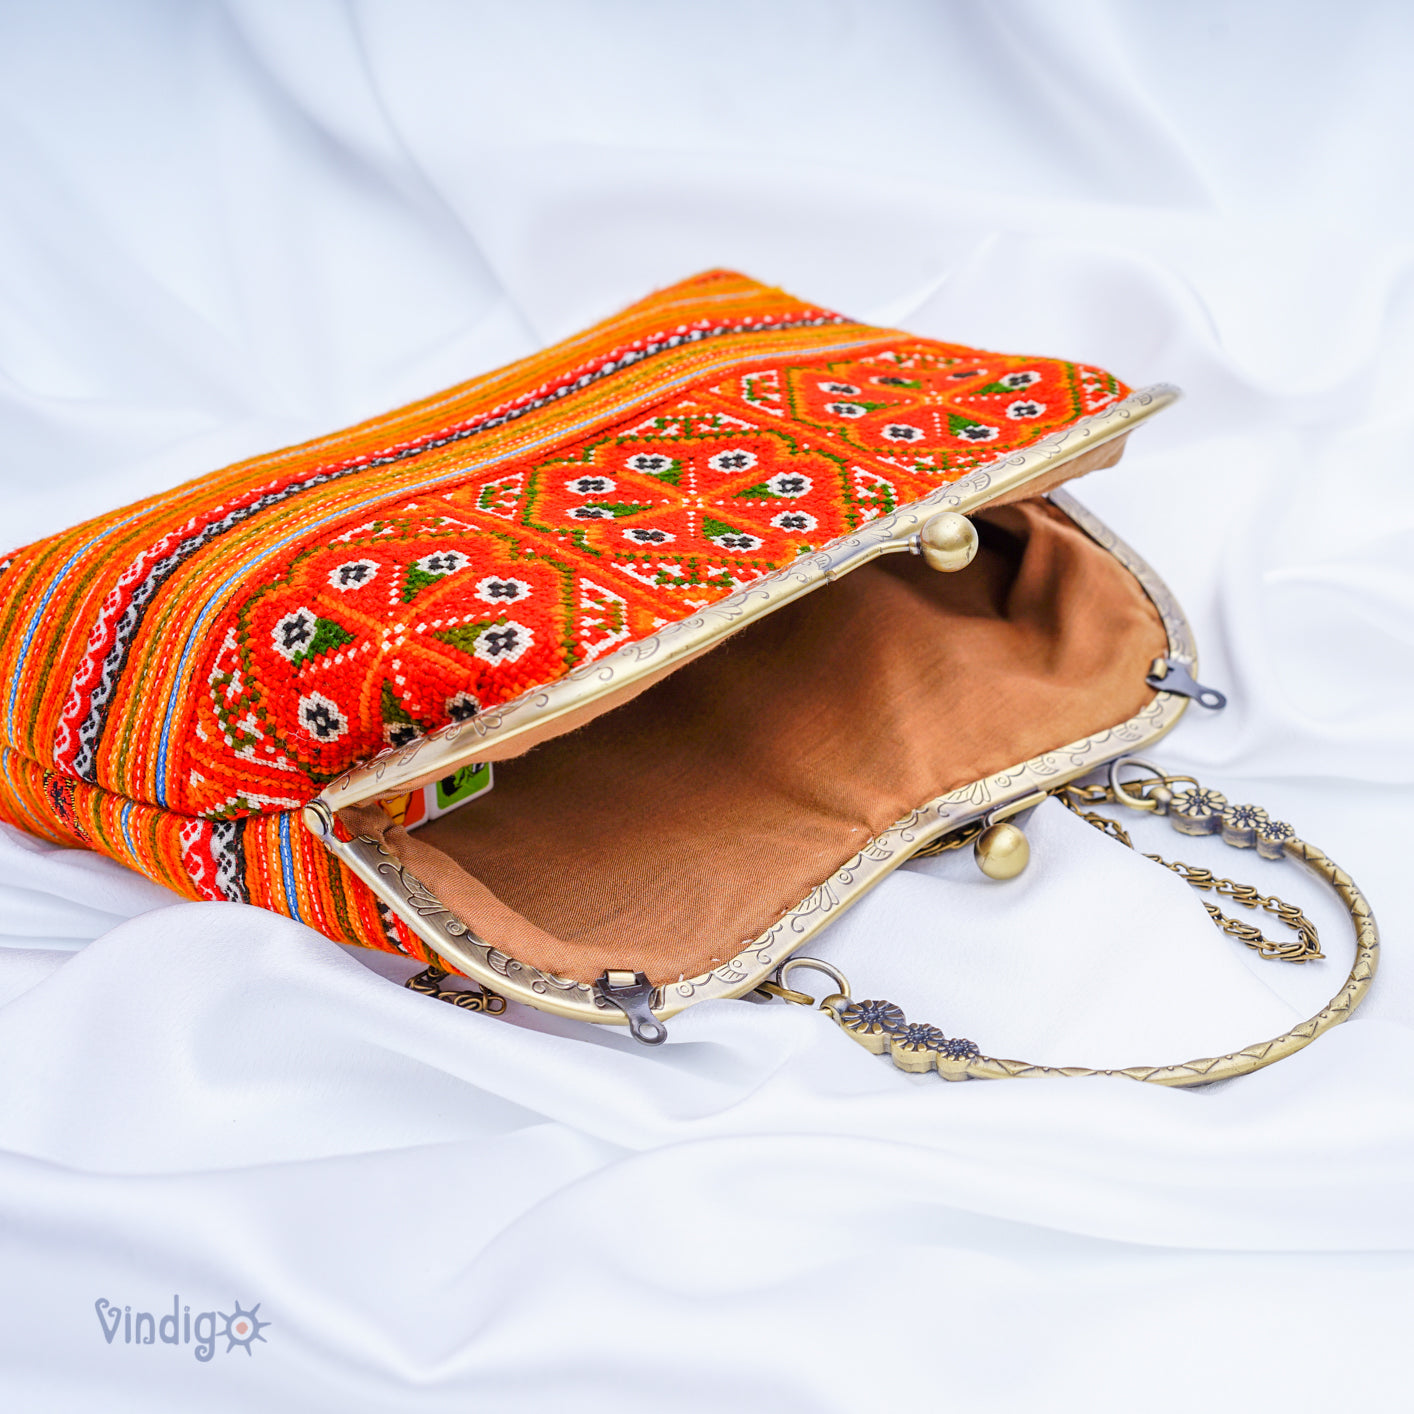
(1, 2), (1412, 1409)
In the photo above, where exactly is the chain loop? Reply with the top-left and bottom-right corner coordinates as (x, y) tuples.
(766, 957), (853, 1006)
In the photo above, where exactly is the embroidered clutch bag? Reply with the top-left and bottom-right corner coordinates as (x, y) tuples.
(0, 270), (1375, 1081)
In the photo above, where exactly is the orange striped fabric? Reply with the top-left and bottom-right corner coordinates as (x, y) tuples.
(0, 269), (1128, 964)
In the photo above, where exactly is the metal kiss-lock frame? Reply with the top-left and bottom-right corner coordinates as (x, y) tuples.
(303, 385), (1191, 1027)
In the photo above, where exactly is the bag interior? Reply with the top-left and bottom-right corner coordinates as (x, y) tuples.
(342, 498), (1168, 986)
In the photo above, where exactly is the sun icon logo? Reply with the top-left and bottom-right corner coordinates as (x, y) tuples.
(220, 1300), (271, 1356)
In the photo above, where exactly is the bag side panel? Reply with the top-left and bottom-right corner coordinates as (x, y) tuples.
(0, 745), (433, 967)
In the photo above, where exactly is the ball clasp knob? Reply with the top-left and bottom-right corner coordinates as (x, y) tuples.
(974, 821), (1031, 880)
(919, 512), (979, 573)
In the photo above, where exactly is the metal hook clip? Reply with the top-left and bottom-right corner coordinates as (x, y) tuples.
(1146, 657), (1227, 711)
(594, 970), (668, 1045)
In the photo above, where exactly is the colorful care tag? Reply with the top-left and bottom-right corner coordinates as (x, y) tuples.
(383, 763), (493, 831)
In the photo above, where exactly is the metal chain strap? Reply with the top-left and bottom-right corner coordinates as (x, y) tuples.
(404, 965), (507, 1014)
(759, 759), (1379, 1086)
(1057, 784), (1323, 963)
(1160, 861), (1322, 961)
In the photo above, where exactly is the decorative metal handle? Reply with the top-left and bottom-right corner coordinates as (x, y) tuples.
(766, 762), (1378, 1087)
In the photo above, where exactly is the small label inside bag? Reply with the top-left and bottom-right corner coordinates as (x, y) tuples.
(383, 763), (493, 831)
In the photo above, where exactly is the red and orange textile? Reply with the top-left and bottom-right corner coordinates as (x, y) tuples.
(0, 269), (1128, 963)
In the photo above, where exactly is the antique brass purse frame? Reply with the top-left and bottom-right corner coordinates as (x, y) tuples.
(303, 386), (1209, 1016)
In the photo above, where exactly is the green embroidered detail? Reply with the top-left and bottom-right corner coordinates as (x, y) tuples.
(401, 567), (438, 601)
(626, 454), (682, 486)
(291, 617), (353, 665)
(380, 682), (415, 727)
(947, 413), (995, 437)
(435, 622), (498, 657)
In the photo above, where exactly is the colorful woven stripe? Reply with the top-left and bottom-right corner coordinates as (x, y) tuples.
(0, 269), (1127, 964)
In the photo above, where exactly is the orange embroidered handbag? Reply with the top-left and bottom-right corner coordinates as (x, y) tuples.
(0, 270), (1375, 1080)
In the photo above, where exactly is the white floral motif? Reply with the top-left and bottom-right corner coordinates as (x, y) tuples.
(327, 559), (378, 591)
(474, 576), (532, 605)
(271, 607), (318, 661)
(824, 402), (867, 418)
(414, 550), (469, 576)
(707, 449), (758, 474)
(298, 691), (348, 741)
(472, 621), (534, 665)
(771, 510), (817, 533)
(765, 472), (812, 497)
(566, 475), (616, 495)
(445, 690), (480, 721)
(1005, 400), (1046, 420)
(625, 452), (674, 475)
(881, 424), (924, 443)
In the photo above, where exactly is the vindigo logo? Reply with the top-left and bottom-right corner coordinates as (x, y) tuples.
(94, 1296), (270, 1361)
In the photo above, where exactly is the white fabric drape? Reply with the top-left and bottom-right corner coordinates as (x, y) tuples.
(1, 2), (1412, 1409)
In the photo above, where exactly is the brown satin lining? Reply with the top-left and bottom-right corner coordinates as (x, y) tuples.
(342, 498), (1168, 986)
